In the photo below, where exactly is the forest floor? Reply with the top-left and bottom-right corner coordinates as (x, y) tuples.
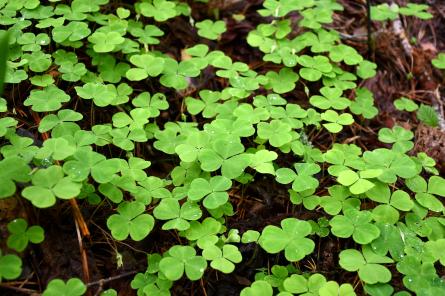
(1, 0), (445, 295)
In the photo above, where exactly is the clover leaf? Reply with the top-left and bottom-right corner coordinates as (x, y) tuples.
(310, 86), (350, 110)
(63, 149), (120, 183)
(182, 217), (223, 248)
(126, 54), (165, 81)
(263, 68), (299, 94)
(23, 51), (52, 72)
(339, 246), (393, 284)
(329, 44), (363, 65)
(405, 175), (445, 212)
(52, 21), (91, 43)
(22, 165), (82, 208)
(196, 20), (226, 40)
(259, 218), (314, 262)
(378, 126), (414, 153)
(0, 156), (31, 199)
(39, 109), (83, 133)
(153, 198), (202, 231)
(318, 281), (356, 296)
(356, 60), (377, 79)
(202, 244), (242, 273)
(298, 55), (333, 81)
(257, 120), (292, 147)
(0, 251), (22, 282)
(198, 139), (251, 179)
(399, 4), (432, 20)
(394, 97), (418, 112)
(160, 58), (200, 90)
(337, 169), (381, 195)
(35, 137), (76, 161)
(320, 185), (359, 215)
(432, 53), (445, 69)
(129, 24), (164, 45)
(188, 176), (231, 209)
(363, 148), (418, 183)
(159, 245), (207, 281)
(107, 201), (154, 241)
(366, 185), (414, 224)
(276, 163), (320, 192)
(284, 273), (327, 295)
(349, 87), (378, 119)
(75, 82), (117, 107)
(7, 218), (44, 252)
(321, 110), (354, 133)
(88, 31), (125, 53)
(330, 208), (380, 244)
(175, 131), (210, 162)
(240, 280), (273, 296)
(42, 278), (86, 296)
(186, 90), (222, 118)
(139, 0), (178, 22)
(1, 134), (39, 162)
(25, 86), (70, 112)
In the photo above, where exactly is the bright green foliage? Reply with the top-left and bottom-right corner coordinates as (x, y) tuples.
(349, 88), (378, 119)
(0, 251), (22, 282)
(241, 280), (273, 296)
(310, 86), (350, 110)
(298, 55), (332, 81)
(126, 54), (164, 81)
(276, 163), (320, 192)
(188, 176), (231, 209)
(139, 0), (179, 22)
(88, 31), (124, 52)
(394, 97), (418, 112)
(203, 244), (242, 273)
(330, 208), (380, 244)
(24, 86), (70, 112)
(319, 281), (356, 296)
(432, 53), (445, 69)
(321, 110), (354, 133)
(259, 218), (315, 261)
(0, 0), (442, 294)
(22, 165), (82, 208)
(107, 201), (155, 241)
(42, 278), (86, 296)
(339, 247), (393, 284)
(378, 126), (414, 153)
(263, 68), (299, 93)
(153, 198), (202, 231)
(0, 156), (31, 198)
(196, 20), (226, 40)
(7, 219), (44, 252)
(158, 245), (207, 281)
(416, 104), (439, 127)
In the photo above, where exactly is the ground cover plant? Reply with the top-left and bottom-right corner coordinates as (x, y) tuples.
(0, 0), (445, 295)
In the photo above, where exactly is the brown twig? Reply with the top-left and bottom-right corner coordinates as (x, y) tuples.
(0, 283), (38, 295)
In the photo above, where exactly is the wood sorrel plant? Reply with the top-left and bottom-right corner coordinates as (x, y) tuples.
(0, 0), (444, 295)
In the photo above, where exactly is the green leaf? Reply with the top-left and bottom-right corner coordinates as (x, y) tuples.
(240, 280), (273, 296)
(259, 218), (314, 262)
(0, 251), (22, 281)
(159, 245), (207, 281)
(24, 86), (70, 112)
(42, 278), (86, 296)
(106, 201), (155, 241)
(416, 104), (439, 127)
(0, 156), (31, 199)
(196, 20), (226, 40)
(7, 219), (44, 252)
